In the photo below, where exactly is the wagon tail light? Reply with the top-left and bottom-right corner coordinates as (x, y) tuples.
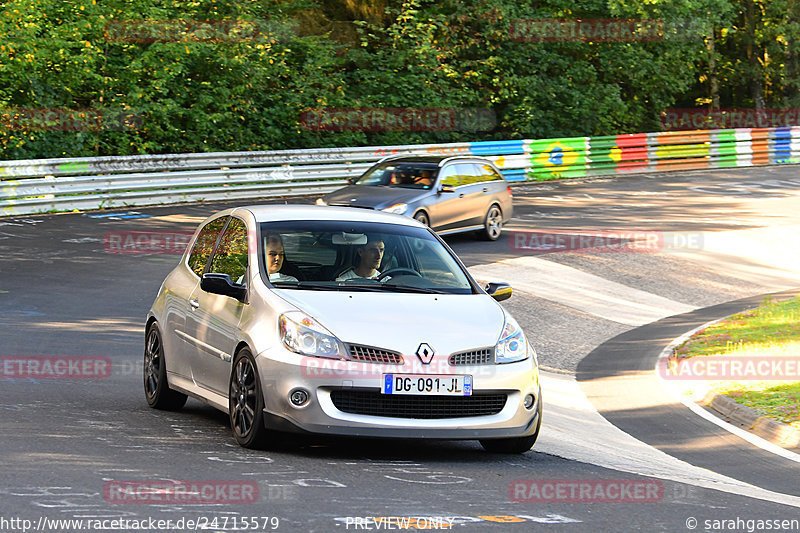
(507, 186), (512, 196)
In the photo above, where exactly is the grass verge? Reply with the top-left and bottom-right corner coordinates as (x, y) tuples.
(675, 295), (800, 429)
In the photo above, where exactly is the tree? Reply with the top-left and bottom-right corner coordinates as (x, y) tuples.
(0, 0), (346, 158)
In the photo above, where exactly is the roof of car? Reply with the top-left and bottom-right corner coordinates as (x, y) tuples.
(230, 204), (421, 225)
(378, 154), (490, 166)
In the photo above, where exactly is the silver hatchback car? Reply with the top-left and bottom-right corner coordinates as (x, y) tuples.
(145, 205), (541, 453)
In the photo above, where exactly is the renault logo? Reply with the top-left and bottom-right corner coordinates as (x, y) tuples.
(416, 343), (435, 364)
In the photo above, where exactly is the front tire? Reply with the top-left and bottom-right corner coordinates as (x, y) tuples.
(414, 211), (430, 227)
(229, 348), (269, 449)
(480, 204), (503, 241)
(480, 393), (541, 453)
(143, 323), (187, 410)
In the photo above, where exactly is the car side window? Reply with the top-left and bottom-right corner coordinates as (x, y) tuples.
(187, 217), (228, 277)
(438, 166), (458, 187)
(474, 163), (502, 183)
(209, 218), (249, 284)
(439, 163), (480, 187)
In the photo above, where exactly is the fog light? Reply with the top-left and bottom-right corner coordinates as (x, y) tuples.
(523, 394), (535, 410)
(290, 389), (309, 406)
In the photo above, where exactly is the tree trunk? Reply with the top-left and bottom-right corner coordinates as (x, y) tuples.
(745, 0), (766, 109)
(785, 3), (800, 106)
(707, 26), (720, 112)
(786, 47), (799, 105)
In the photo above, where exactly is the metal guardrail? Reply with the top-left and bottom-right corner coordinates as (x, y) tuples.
(1, 128), (798, 216)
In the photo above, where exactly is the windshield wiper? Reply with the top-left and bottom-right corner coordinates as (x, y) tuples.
(271, 281), (341, 291)
(330, 282), (387, 292)
(381, 283), (447, 294)
(272, 281), (448, 294)
(338, 282), (446, 294)
(272, 281), (390, 292)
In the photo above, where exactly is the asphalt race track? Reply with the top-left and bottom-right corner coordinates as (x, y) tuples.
(1, 165), (800, 532)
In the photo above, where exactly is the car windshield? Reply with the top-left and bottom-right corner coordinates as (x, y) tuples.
(259, 220), (474, 294)
(353, 161), (439, 190)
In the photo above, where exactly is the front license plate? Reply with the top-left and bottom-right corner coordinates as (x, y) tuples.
(382, 374), (472, 396)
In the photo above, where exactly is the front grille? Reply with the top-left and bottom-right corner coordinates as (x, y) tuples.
(347, 344), (404, 365)
(449, 348), (494, 365)
(330, 390), (507, 419)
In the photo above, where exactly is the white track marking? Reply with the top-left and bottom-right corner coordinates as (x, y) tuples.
(538, 372), (800, 508)
(668, 225), (800, 289)
(469, 256), (693, 326)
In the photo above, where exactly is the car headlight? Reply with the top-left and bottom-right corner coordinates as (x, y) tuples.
(279, 312), (345, 359)
(495, 314), (529, 364)
(315, 198), (327, 206)
(382, 203), (407, 215)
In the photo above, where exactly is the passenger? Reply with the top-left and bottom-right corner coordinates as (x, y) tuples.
(336, 236), (385, 281)
(265, 234), (298, 282)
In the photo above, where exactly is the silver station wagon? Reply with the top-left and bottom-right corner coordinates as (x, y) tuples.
(316, 155), (513, 240)
(145, 205), (541, 453)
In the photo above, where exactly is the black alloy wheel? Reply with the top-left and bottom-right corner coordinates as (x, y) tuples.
(143, 323), (187, 410)
(229, 349), (269, 448)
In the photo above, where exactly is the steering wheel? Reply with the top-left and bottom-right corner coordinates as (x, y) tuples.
(378, 268), (422, 281)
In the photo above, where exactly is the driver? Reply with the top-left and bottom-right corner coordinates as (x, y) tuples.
(415, 170), (433, 187)
(336, 236), (384, 281)
(390, 171), (408, 185)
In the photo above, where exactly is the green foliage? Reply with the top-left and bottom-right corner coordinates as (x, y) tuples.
(0, 0), (346, 157)
(676, 296), (800, 359)
(0, 0), (797, 159)
(341, 0), (705, 139)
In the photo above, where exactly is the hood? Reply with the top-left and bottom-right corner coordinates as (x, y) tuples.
(322, 185), (429, 210)
(273, 290), (506, 359)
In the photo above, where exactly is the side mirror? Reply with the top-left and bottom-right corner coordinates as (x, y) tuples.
(485, 282), (512, 302)
(438, 184), (456, 195)
(201, 273), (247, 303)
(347, 177), (356, 185)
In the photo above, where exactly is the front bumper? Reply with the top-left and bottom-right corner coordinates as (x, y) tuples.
(255, 349), (541, 439)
